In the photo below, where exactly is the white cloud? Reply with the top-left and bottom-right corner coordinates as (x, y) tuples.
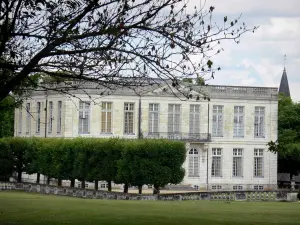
(183, 0), (300, 101)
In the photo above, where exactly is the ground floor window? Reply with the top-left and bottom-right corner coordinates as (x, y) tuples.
(188, 149), (199, 177)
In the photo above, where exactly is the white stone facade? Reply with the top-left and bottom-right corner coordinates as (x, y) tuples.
(14, 83), (278, 191)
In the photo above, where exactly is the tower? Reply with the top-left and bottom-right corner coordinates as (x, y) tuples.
(279, 56), (290, 97)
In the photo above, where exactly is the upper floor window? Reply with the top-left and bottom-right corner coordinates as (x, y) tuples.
(57, 101), (62, 133)
(188, 149), (199, 177)
(124, 103), (134, 134)
(26, 103), (30, 134)
(79, 101), (90, 134)
(233, 106), (244, 137)
(148, 103), (159, 134)
(36, 102), (41, 134)
(48, 101), (53, 133)
(233, 148), (243, 177)
(211, 148), (222, 177)
(101, 102), (112, 133)
(189, 105), (200, 135)
(254, 149), (264, 177)
(168, 104), (181, 133)
(212, 105), (223, 137)
(254, 107), (265, 138)
(18, 108), (22, 134)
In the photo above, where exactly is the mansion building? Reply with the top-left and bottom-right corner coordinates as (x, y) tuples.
(14, 81), (278, 191)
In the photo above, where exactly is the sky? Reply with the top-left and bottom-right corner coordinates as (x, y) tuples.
(188, 0), (300, 101)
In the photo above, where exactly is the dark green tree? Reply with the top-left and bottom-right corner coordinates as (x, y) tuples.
(0, 138), (13, 181)
(0, 96), (14, 138)
(268, 94), (300, 182)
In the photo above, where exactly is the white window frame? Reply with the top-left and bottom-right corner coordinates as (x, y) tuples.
(254, 107), (265, 138)
(168, 104), (181, 133)
(36, 102), (41, 134)
(212, 185), (222, 190)
(211, 148), (222, 177)
(57, 101), (62, 134)
(101, 102), (113, 133)
(124, 103), (134, 134)
(188, 149), (199, 177)
(26, 103), (31, 134)
(48, 101), (53, 133)
(254, 149), (264, 177)
(78, 101), (90, 134)
(18, 107), (22, 134)
(189, 105), (200, 135)
(254, 185), (264, 190)
(233, 185), (243, 190)
(212, 105), (223, 137)
(232, 148), (243, 177)
(233, 106), (244, 137)
(148, 103), (159, 134)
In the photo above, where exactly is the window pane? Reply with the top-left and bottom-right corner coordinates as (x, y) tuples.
(168, 104), (181, 133)
(79, 101), (90, 134)
(212, 105), (223, 137)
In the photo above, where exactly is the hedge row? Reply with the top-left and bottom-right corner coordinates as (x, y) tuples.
(0, 138), (186, 193)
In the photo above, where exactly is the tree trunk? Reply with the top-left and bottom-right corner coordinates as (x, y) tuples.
(108, 180), (112, 192)
(36, 173), (40, 184)
(58, 179), (62, 187)
(123, 183), (129, 193)
(94, 180), (98, 190)
(70, 178), (75, 187)
(47, 177), (50, 185)
(153, 184), (160, 194)
(138, 185), (143, 194)
(81, 180), (85, 189)
(17, 170), (22, 183)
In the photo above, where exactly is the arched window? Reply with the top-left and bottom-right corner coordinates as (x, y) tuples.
(188, 149), (199, 177)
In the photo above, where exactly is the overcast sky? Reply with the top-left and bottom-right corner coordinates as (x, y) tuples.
(189, 0), (300, 101)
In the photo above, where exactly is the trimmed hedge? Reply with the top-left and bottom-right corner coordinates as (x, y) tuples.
(0, 137), (186, 193)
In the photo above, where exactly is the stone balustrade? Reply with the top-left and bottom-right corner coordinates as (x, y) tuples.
(0, 182), (298, 202)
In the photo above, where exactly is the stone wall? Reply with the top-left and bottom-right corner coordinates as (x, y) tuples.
(0, 182), (298, 202)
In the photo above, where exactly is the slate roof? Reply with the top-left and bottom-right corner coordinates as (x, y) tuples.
(279, 68), (290, 97)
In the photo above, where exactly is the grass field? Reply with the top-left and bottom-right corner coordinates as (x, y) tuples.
(1, 191), (300, 225)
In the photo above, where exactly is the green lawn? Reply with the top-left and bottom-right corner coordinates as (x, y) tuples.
(0, 191), (300, 225)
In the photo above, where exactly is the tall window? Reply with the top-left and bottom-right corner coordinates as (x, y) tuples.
(26, 103), (31, 134)
(211, 148), (222, 177)
(148, 103), (159, 134)
(254, 149), (264, 177)
(36, 102), (41, 133)
(101, 102), (112, 133)
(168, 104), (181, 133)
(188, 149), (199, 177)
(18, 108), (22, 134)
(254, 107), (265, 138)
(234, 106), (244, 137)
(79, 101), (90, 134)
(189, 105), (200, 135)
(212, 105), (223, 137)
(124, 103), (134, 134)
(57, 101), (62, 133)
(48, 101), (53, 133)
(233, 148), (243, 177)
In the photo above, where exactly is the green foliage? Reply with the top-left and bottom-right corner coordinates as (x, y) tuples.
(268, 94), (300, 176)
(0, 138), (13, 181)
(182, 78), (193, 84)
(196, 77), (205, 86)
(0, 96), (15, 138)
(118, 139), (186, 193)
(0, 138), (186, 189)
